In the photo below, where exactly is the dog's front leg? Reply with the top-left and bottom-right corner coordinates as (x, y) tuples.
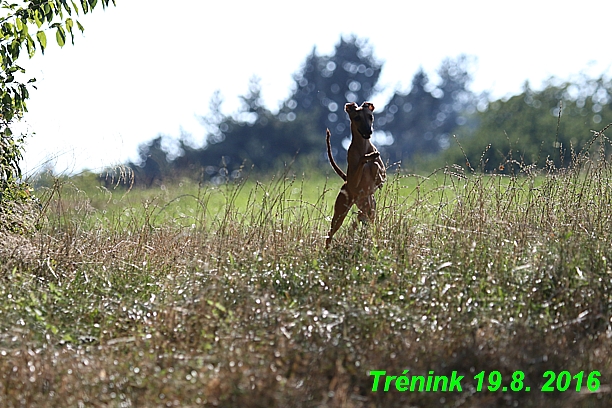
(347, 151), (381, 193)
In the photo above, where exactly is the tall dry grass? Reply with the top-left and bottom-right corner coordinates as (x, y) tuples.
(1, 128), (612, 406)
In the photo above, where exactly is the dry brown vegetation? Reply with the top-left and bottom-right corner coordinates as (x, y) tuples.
(2, 139), (612, 407)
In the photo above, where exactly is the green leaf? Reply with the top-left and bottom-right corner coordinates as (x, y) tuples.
(36, 30), (46, 53)
(65, 18), (74, 44)
(71, 0), (80, 16)
(15, 17), (23, 33)
(19, 20), (28, 36)
(55, 26), (66, 47)
(59, 0), (72, 15)
(88, 0), (98, 8)
(43, 4), (53, 22)
(2, 22), (15, 36)
(76, 20), (84, 33)
(34, 10), (43, 28)
(25, 34), (35, 57)
(9, 40), (19, 60)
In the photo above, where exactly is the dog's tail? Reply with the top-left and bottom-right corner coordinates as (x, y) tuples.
(326, 128), (347, 181)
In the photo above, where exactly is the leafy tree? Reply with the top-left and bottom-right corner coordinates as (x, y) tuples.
(193, 77), (318, 173)
(133, 36), (381, 183)
(132, 47), (485, 183)
(130, 136), (170, 187)
(133, 78), (320, 183)
(443, 78), (612, 172)
(377, 55), (477, 164)
(0, 0), (115, 214)
(377, 69), (438, 161)
(285, 36), (382, 160)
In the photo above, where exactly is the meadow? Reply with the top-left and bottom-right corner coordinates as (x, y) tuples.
(1, 146), (612, 407)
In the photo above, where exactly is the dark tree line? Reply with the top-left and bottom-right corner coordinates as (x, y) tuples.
(131, 36), (476, 184)
(376, 55), (479, 165)
(129, 35), (612, 185)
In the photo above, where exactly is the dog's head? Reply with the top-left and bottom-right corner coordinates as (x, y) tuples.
(345, 101), (375, 139)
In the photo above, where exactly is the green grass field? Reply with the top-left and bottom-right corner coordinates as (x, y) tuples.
(1, 157), (612, 407)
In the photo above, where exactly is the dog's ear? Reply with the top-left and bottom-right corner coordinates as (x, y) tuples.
(362, 102), (375, 112)
(345, 102), (358, 113)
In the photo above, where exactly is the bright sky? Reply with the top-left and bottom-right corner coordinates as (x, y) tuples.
(17, 0), (612, 175)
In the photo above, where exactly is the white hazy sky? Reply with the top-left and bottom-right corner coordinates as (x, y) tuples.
(16, 0), (612, 175)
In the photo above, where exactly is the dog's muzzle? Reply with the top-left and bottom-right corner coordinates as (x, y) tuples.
(360, 130), (372, 139)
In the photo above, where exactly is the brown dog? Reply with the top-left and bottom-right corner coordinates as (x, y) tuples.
(325, 101), (386, 247)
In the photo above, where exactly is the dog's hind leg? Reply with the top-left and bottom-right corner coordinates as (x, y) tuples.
(326, 187), (353, 248)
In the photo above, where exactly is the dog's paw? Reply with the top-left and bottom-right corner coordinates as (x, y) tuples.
(366, 151), (380, 160)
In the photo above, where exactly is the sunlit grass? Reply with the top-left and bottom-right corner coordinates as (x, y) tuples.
(2, 155), (612, 407)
